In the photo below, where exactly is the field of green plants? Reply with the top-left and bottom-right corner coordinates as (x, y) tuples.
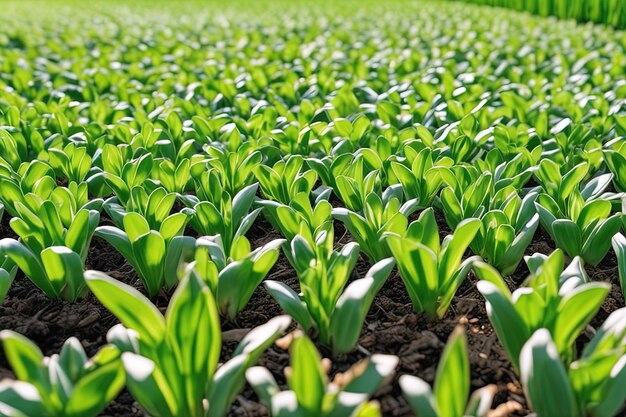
(456, 0), (626, 28)
(0, 0), (625, 416)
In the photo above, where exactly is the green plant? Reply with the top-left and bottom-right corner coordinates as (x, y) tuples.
(333, 191), (419, 262)
(438, 164), (533, 227)
(520, 310), (626, 417)
(265, 232), (395, 354)
(534, 160), (621, 265)
(152, 158), (193, 194)
(85, 268), (291, 417)
(400, 327), (496, 417)
(385, 208), (481, 318)
(104, 186), (193, 232)
(48, 143), (94, 184)
(153, 112), (199, 161)
(0, 187), (101, 301)
(0, 160), (57, 218)
(474, 150), (537, 191)
(0, 331), (125, 417)
(0, 120), (48, 172)
(332, 157), (382, 213)
(390, 147), (453, 208)
(474, 249), (610, 370)
(99, 145), (156, 206)
(246, 334), (398, 417)
(307, 153), (358, 199)
(0, 128), (39, 172)
(203, 144), (263, 197)
(255, 155), (317, 205)
(194, 235), (284, 320)
(258, 191), (333, 247)
(438, 166), (539, 275)
(95, 211), (195, 296)
(181, 180), (261, 259)
(438, 166), (493, 229)
(472, 192), (539, 276)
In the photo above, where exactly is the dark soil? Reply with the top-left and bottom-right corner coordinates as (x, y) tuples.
(0, 209), (624, 417)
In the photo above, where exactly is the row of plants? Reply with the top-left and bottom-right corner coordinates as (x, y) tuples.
(1, 0), (626, 415)
(1, 144), (626, 306)
(3, 263), (625, 417)
(453, 0), (626, 29)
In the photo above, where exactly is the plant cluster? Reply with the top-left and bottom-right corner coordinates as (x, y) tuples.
(0, 0), (625, 415)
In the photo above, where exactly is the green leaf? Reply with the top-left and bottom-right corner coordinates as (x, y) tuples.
(64, 354), (125, 417)
(218, 260), (253, 319)
(264, 280), (314, 331)
(57, 338), (87, 382)
(345, 354), (398, 395)
(40, 247), (85, 302)
(159, 212), (189, 242)
(535, 199), (559, 236)
(0, 239), (56, 298)
(376, 101), (400, 126)
(477, 281), (529, 370)
(399, 375), (438, 417)
(121, 353), (178, 417)
(330, 258), (395, 354)
(246, 367), (281, 409)
(387, 234), (438, 315)
(85, 271), (165, 345)
(589, 356), (626, 417)
(123, 212), (151, 242)
(289, 336), (326, 416)
(576, 199), (611, 230)
(65, 210), (99, 256)
(336, 176), (362, 212)
(132, 231), (166, 296)
(554, 282), (609, 353)
(440, 218), (481, 283)
(520, 330), (579, 417)
(0, 380), (48, 417)
(0, 331), (47, 393)
(434, 327), (469, 417)
(232, 183), (259, 223)
(165, 269), (221, 417)
(0, 265), (16, 303)
(501, 213), (539, 276)
(612, 233), (626, 303)
(582, 215), (622, 266)
(560, 163), (588, 201)
(552, 220), (582, 258)
(38, 201), (64, 245)
(418, 208), (441, 254)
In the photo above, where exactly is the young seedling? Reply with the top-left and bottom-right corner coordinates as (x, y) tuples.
(385, 208), (481, 318)
(400, 327), (496, 417)
(85, 267), (291, 417)
(246, 333), (398, 417)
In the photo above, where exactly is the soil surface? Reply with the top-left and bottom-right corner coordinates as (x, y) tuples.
(0, 210), (624, 417)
